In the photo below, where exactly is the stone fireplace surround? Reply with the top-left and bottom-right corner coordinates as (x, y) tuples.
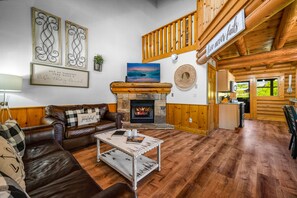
(110, 82), (173, 129)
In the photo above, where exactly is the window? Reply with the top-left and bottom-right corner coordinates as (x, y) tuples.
(257, 78), (278, 96)
(236, 81), (250, 98)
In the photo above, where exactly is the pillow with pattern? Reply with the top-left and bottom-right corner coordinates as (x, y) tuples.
(65, 109), (84, 127)
(0, 136), (26, 191)
(85, 108), (100, 121)
(0, 119), (25, 157)
(77, 112), (98, 126)
(0, 171), (28, 198)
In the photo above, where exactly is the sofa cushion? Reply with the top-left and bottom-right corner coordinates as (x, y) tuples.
(83, 104), (109, 118)
(0, 171), (28, 198)
(23, 140), (63, 162)
(77, 112), (98, 126)
(0, 119), (26, 157)
(85, 108), (100, 121)
(25, 151), (80, 192)
(65, 109), (84, 127)
(0, 136), (26, 191)
(45, 105), (83, 123)
(27, 169), (102, 197)
(65, 125), (96, 139)
(95, 120), (116, 131)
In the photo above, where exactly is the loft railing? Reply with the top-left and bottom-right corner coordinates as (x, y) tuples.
(142, 11), (197, 63)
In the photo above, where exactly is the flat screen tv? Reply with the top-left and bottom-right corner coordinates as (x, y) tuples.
(127, 63), (160, 82)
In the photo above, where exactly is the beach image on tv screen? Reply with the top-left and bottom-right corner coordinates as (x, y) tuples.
(127, 63), (160, 82)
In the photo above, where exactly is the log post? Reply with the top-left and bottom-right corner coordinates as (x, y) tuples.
(273, 0), (297, 49)
(218, 47), (297, 69)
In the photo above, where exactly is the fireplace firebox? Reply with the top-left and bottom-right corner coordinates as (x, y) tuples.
(130, 100), (154, 123)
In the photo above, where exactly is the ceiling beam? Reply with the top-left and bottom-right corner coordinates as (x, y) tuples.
(234, 37), (248, 56)
(218, 46), (297, 69)
(197, 0), (295, 65)
(273, 0), (297, 49)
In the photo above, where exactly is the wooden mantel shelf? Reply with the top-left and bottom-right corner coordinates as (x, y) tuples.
(110, 82), (172, 94)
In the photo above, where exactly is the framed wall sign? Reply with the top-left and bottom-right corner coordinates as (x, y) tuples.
(30, 63), (89, 88)
(206, 9), (245, 57)
(31, 7), (62, 65)
(65, 20), (88, 70)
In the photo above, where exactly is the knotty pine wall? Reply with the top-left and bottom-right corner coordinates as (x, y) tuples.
(1, 104), (117, 128)
(233, 63), (296, 122)
(1, 103), (210, 136)
(166, 103), (208, 135)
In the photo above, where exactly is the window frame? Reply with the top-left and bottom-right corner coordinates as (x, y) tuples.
(255, 74), (284, 100)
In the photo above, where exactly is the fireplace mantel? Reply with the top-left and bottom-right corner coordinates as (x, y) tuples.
(110, 82), (172, 94)
(110, 82), (173, 129)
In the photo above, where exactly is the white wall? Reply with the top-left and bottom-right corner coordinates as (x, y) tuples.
(0, 0), (206, 107)
(0, 0), (158, 107)
(155, 51), (208, 105)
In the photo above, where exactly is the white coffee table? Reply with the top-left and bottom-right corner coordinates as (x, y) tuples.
(94, 130), (163, 190)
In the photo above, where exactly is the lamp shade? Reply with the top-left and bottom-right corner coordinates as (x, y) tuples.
(0, 74), (22, 92)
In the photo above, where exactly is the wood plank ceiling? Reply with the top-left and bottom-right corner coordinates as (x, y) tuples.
(216, 1), (297, 72)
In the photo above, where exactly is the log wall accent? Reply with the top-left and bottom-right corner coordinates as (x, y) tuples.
(142, 11), (197, 63)
(197, 0), (295, 65)
(166, 103), (209, 135)
(197, 0), (248, 50)
(0, 104), (117, 128)
(233, 63), (296, 121)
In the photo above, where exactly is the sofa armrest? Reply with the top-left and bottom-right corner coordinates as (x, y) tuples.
(22, 125), (55, 145)
(104, 112), (123, 129)
(92, 183), (136, 198)
(41, 116), (65, 145)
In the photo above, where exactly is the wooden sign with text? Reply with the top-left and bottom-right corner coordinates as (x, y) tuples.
(206, 9), (246, 57)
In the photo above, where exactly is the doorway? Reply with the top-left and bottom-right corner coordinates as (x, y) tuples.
(208, 64), (217, 131)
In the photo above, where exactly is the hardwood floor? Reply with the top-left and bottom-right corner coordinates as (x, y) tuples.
(72, 120), (297, 198)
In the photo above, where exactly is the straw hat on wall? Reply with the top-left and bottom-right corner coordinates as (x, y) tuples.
(174, 64), (196, 90)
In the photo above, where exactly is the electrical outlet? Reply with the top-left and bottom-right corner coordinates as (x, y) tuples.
(189, 118), (192, 123)
(171, 93), (174, 97)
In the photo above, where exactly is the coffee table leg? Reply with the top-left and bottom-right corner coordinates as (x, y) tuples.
(132, 157), (137, 190)
(97, 139), (101, 162)
(157, 144), (161, 171)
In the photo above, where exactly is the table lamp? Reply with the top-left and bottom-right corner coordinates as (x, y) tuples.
(0, 74), (23, 121)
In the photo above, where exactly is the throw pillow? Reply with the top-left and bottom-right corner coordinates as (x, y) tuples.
(0, 120), (26, 157)
(85, 108), (100, 121)
(65, 109), (84, 127)
(77, 112), (98, 126)
(0, 171), (28, 198)
(99, 106), (107, 118)
(0, 136), (26, 191)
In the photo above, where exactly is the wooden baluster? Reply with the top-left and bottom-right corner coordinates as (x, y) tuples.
(182, 17), (186, 48)
(142, 36), (145, 60)
(173, 22), (176, 51)
(168, 24), (172, 52)
(188, 15), (192, 46)
(160, 28), (163, 55)
(164, 26), (167, 53)
(156, 30), (159, 56)
(194, 12), (198, 45)
(152, 32), (157, 57)
(177, 20), (181, 50)
(145, 35), (149, 60)
(149, 33), (152, 58)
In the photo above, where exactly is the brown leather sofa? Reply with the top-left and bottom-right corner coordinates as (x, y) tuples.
(23, 125), (135, 198)
(42, 104), (123, 150)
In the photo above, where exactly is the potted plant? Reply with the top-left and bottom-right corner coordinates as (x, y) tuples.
(94, 54), (104, 72)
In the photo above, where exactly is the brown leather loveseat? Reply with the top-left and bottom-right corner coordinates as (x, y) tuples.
(42, 104), (123, 150)
(23, 125), (135, 197)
